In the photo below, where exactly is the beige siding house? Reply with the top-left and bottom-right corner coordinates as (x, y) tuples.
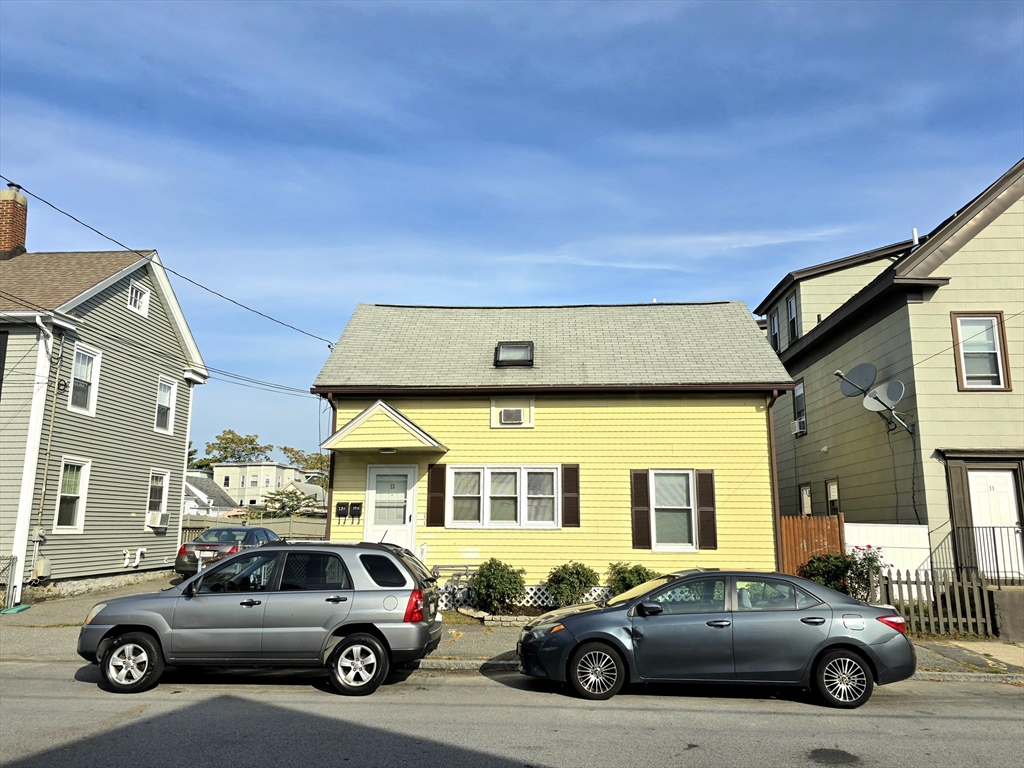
(756, 159), (1024, 580)
(213, 462), (305, 507)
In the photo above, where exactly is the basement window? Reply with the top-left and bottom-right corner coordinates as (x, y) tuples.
(494, 341), (534, 367)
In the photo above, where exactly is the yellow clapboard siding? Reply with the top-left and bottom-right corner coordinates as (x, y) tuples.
(329, 394), (777, 581)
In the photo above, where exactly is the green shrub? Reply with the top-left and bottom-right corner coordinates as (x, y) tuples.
(545, 562), (599, 607)
(799, 546), (886, 600)
(470, 558), (526, 614)
(607, 562), (661, 596)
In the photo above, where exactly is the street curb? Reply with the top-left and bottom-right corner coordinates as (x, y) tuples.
(913, 672), (1024, 683)
(420, 658), (518, 671)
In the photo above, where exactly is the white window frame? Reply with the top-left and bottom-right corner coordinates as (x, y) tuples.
(127, 279), (151, 317)
(67, 342), (102, 417)
(223, 475), (230, 488)
(250, 475), (259, 488)
(648, 469), (697, 552)
(786, 294), (799, 342)
(147, 470), (170, 528)
(153, 377), (177, 434)
(955, 314), (1008, 390)
(799, 483), (813, 516)
(53, 457), (91, 533)
(769, 311), (780, 351)
(446, 465), (561, 529)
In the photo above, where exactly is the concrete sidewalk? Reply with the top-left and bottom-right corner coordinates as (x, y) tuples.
(2, 572), (1021, 681)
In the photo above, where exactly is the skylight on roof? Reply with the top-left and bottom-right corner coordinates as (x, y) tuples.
(494, 341), (534, 367)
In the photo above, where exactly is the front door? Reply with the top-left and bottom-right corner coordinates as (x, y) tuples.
(632, 576), (734, 680)
(968, 469), (1023, 579)
(365, 466), (417, 549)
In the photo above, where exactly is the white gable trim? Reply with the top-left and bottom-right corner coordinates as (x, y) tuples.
(321, 399), (447, 451)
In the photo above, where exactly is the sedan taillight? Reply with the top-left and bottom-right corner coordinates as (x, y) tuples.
(226, 544), (240, 555)
(877, 614), (907, 634)
(177, 545), (187, 556)
(404, 589), (424, 623)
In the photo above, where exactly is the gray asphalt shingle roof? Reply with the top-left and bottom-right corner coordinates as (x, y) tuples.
(314, 302), (791, 390)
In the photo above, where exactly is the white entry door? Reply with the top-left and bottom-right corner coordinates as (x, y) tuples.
(365, 466), (417, 550)
(968, 469), (1023, 579)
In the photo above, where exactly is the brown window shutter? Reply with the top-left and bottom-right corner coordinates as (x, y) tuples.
(630, 470), (651, 549)
(562, 464), (580, 527)
(696, 469), (717, 550)
(426, 463), (446, 527)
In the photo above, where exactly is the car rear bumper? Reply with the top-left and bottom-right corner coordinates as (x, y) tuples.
(381, 615), (444, 664)
(873, 634), (917, 685)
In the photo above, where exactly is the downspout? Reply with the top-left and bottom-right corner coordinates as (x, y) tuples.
(323, 393), (336, 541)
(766, 390), (783, 573)
(30, 323), (64, 578)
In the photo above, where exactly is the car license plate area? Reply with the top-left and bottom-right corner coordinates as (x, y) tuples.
(197, 551), (216, 559)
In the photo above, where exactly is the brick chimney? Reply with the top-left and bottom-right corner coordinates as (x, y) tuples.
(0, 184), (28, 259)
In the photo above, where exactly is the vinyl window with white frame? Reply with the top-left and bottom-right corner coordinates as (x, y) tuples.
(127, 279), (151, 317)
(54, 458), (91, 533)
(148, 471), (169, 516)
(154, 377), (176, 434)
(649, 470), (697, 551)
(447, 466), (560, 528)
(68, 343), (101, 416)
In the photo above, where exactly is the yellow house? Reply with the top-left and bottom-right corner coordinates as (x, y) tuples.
(312, 302), (793, 585)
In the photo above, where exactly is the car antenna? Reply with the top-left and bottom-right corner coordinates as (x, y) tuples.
(379, 531), (388, 544)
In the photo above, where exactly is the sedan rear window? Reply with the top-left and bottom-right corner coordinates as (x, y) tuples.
(196, 529), (247, 543)
(360, 554), (408, 587)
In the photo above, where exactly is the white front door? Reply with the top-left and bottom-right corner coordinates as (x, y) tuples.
(968, 469), (1023, 579)
(365, 466), (417, 550)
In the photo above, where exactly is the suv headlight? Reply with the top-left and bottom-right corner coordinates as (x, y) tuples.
(85, 603), (107, 625)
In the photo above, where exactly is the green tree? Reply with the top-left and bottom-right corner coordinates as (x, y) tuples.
(187, 441), (200, 468)
(262, 487), (320, 518)
(202, 429), (274, 465)
(280, 446), (330, 489)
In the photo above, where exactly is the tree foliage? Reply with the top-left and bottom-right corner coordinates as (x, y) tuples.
(280, 446), (329, 488)
(201, 429), (274, 465)
(261, 487), (321, 518)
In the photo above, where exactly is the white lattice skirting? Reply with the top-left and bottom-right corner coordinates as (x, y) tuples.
(438, 583), (613, 611)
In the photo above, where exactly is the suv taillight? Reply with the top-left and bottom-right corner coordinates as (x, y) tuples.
(177, 545), (187, 556)
(226, 544), (240, 555)
(404, 589), (424, 623)
(877, 615), (907, 634)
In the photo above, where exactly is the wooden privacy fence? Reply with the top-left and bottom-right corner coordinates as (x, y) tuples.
(779, 513), (845, 575)
(870, 569), (993, 637)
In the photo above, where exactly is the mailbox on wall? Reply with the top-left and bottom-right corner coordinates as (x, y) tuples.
(349, 502), (363, 520)
(335, 502), (349, 518)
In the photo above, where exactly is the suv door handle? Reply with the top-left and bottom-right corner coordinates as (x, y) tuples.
(325, 596), (349, 604)
(239, 599), (262, 607)
(706, 620), (731, 628)
(801, 617), (826, 626)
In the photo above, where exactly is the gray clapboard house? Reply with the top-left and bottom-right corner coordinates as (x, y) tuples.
(0, 188), (207, 602)
(755, 159), (1023, 580)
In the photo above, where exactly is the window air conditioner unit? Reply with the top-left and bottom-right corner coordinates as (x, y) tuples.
(790, 418), (806, 435)
(145, 511), (169, 529)
(500, 408), (524, 425)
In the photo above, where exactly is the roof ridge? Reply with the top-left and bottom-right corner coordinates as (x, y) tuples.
(369, 301), (736, 310)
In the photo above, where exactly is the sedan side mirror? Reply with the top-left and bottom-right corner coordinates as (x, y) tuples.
(637, 601), (664, 617)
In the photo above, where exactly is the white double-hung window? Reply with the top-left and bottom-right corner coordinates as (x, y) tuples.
(953, 313), (1010, 390)
(54, 458), (91, 533)
(448, 466), (559, 528)
(650, 470), (696, 550)
(154, 377), (176, 433)
(68, 344), (101, 416)
(127, 279), (151, 316)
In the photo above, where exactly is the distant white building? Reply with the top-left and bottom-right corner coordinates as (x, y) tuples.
(213, 462), (304, 507)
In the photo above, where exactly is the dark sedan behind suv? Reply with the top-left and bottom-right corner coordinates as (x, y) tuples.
(80, 542), (441, 695)
(518, 569), (915, 708)
(174, 526), (279, 577)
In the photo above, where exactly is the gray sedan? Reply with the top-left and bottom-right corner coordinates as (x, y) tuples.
(518, 570), (915, 708)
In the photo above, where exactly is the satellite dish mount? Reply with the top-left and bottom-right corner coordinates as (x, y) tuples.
(834, 364), (914, 435)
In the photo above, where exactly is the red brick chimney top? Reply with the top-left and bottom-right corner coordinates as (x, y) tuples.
(0, 184), (28, 258)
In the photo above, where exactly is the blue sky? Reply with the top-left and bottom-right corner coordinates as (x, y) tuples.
(1, 0), (1021, 458)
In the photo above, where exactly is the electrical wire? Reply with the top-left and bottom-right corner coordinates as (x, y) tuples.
(0, 174), (336, 348)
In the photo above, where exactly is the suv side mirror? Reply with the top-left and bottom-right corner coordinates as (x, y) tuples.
(183, 580), (197, 597)
(637, 601), (663, 617)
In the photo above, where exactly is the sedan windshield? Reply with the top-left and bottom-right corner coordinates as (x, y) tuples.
(195, 529), (247, 543)
(606, 576), (675, 607)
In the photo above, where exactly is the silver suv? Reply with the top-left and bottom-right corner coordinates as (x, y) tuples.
(78, 542), (442, 695)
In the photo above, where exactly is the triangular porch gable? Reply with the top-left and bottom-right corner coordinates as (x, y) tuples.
(321, 400), (447, 452)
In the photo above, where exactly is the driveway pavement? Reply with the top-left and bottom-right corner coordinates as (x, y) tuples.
(2, 573), (1021, 680)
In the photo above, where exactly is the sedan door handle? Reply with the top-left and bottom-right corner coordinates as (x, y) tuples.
(325, 596), (349, 604)
(706, 620), (731, 628)
(801, 617), (826, 626)
(239, 599), (262, 607)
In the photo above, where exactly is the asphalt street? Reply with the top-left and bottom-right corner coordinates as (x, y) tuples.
(1, 659), (1022, 768)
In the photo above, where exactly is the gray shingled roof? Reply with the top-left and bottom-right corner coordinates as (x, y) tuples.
(185, 477), (241, 510)
(314, 302), (791, 390)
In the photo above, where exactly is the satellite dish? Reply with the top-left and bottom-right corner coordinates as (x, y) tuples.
(840, 363), (877, 397)
(864, 380), (905, 412)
